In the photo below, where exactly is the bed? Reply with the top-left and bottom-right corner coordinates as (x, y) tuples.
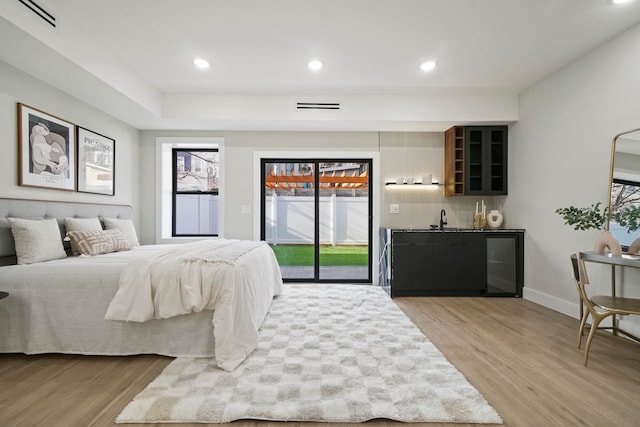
(0, 198), (283, 371)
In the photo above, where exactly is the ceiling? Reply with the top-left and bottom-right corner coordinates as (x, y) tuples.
(1, 0), (639, 131)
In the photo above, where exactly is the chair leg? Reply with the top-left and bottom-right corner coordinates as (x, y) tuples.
(583, 313), (605, 367)
(578, 307), (589, 348)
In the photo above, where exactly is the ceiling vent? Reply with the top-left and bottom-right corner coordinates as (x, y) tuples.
(18, 0), (56, 27)
(296, 102), (341, 111)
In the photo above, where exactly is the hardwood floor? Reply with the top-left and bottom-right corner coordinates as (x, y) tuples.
(1, 296), (639, 427)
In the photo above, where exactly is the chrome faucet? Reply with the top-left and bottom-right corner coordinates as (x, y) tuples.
(439, 209), (448, 230)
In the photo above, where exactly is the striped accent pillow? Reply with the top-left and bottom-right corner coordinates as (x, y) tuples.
(67, 229), (131, 256)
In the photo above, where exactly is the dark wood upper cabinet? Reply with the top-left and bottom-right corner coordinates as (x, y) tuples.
(445, 126), (508, 196)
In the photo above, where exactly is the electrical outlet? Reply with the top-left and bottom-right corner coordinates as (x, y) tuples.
(390, 204), (400, 214)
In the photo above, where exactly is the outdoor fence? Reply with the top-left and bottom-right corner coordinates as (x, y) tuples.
(265, 193), (369, 245)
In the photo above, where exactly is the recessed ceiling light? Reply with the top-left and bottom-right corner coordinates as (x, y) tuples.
(194, 58), (210, 69)
(609, 0), (634, 4)
(420, 60), (437, 72)
(308, 60), (323, 71)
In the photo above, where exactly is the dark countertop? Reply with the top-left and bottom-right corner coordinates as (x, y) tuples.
(382, 227), (525, 233)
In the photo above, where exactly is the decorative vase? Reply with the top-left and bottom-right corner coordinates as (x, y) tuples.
(594, 231), (622, 257)
(486, 210), (503, 229)
(629, 237), (640, 255)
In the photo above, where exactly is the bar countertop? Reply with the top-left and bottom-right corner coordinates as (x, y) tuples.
(381, 227), (525, 233)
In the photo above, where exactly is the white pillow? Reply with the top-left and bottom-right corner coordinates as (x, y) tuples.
(64, 217), (103, 255)
(8, 217), (67, 264)
(64, 217), (102, 233)
(102, 217), (140, 247)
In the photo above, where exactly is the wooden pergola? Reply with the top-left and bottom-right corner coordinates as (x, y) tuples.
(264, 170), (369, 189)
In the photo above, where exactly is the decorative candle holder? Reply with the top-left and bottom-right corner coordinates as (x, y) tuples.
(473, 213), (486, 230)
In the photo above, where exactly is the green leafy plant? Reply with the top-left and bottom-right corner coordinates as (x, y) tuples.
(555, 202), (640, 232)
(555, 203), (608, 231)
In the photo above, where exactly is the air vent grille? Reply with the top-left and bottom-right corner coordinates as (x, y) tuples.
(18, 0), (56, 27)
(296, 102), (341, 110)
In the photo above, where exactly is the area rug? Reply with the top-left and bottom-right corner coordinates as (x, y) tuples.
(116, 284), (502, 424)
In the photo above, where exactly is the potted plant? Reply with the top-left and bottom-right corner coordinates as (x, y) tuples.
(556, 203), (640, 255)
(555, 202), (621, 256)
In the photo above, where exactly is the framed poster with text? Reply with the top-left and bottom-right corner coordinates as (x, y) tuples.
(76, 127), (115, 195)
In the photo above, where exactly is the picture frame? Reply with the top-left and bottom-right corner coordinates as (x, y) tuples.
(18, 103), (76, 191)
(76, 127), (115, 195)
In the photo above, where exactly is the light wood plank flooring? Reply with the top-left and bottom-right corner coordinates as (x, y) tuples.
(1, 295), (639, 427)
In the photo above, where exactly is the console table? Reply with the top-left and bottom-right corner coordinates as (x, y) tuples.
(581, 251), (640, 342)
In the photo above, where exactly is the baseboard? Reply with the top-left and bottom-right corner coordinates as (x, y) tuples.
(523, 287), (579, 319)
(523, 287), (615, 328)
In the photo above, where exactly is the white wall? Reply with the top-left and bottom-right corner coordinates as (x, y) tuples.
(139, 131), (381, 244)
(0, 60), (141, 223)
(507, 23), (640, 327)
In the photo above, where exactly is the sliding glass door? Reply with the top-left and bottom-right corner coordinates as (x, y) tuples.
(261, 159), (372, 283)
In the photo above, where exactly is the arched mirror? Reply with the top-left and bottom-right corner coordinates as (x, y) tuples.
(607, 127), (640, 250)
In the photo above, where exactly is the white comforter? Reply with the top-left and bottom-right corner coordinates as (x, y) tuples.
(105, 239), (283, 371)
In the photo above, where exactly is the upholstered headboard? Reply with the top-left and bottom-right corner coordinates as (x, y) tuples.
(0, 198), (134, 264)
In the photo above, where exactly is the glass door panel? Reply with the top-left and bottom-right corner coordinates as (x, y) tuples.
(318, 161), (370, 281)
(263, 161), (315, 280)
(486, 236), (517, 295)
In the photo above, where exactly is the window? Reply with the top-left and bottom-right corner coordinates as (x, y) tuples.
(610, 178), (640, 248)
(172, 149), (219, 236)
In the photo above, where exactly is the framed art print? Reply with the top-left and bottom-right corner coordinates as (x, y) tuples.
(77, 127), (115, 195)
(18, 103), (76, 191)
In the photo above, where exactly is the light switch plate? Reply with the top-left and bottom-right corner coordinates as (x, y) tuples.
(390, 204), (400, 214)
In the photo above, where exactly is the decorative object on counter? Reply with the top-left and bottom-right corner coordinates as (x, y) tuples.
(474, 200), (486, 230)
(486, 209), (504, 229)
(421, 174), (432, 185)
(395, 177), (405, 184)
(473, 214), (486, 230)
(406, 177), (415, 184)
(628, 237), (640, 254)
(593, 231), (623, 257)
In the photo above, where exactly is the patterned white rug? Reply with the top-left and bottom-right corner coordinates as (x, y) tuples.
(116, 284), (502, 424)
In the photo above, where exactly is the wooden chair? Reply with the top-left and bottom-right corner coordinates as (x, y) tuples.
(570, 253), (612, 351)
(570, 253), (590, 345)
(573, 252), (640, 366)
